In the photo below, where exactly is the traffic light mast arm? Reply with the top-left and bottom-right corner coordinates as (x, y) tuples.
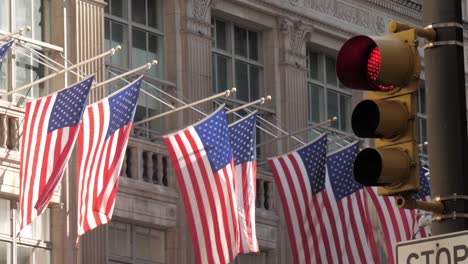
(387, 20), (436, 41)
(396, 195), (444, 214)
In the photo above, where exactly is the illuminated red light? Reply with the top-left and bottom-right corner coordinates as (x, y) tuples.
(367, 47), (395, 91)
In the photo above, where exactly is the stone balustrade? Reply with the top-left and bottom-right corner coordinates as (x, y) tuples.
(122, 137), (173, 187)
(0, 101), (23, 152)
(256, 169), (275, 211)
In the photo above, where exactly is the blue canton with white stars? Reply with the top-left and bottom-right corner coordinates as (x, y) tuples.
(412, 162), (430, 200)
(229, 113), (256, 166)
(328, 142), (362, 200)
(297, 135), (327, 195)
(0, 41), (14, 62)
(194, 108), (233, 173)
(47, 76), (94, 132)
(106, 78), (142, 139)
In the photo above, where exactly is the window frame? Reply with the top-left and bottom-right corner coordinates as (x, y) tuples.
(306, 48), (352, 132)
(211, 17), (263, 102)
(104, 0), (164, 76)
(108, 220), (166, 264)
(0, 198), (52, 264)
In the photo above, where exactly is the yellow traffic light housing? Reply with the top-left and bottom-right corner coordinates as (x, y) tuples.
(336, 25), (420, 196)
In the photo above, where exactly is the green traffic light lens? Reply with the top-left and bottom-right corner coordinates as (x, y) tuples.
(353, 148), (383, 186)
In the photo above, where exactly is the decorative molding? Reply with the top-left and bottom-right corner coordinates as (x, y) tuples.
(279, 18), (313, 66)
(185, 0), (218, 36)
(304, 0), (387, 35)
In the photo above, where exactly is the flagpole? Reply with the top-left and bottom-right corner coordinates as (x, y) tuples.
(1, 46), (121, 98)
(92, 60), (157, 90)
(226, 95), (272, 114)
(134, 88), (237, 126)
(0, 26), (30, 41)
(256, 117), (337, 148)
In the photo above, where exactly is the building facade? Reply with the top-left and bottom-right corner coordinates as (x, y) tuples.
(0, 0), (467, 263)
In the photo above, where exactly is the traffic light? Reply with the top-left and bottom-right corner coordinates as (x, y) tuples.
(336, 23), (420, 196)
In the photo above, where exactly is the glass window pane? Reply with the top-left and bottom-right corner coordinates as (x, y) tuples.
(17, 207), (50, 241)
(108, 222), (131, 258)
(15, 51), (44, 99)
(132, 0), (146, 25)
(147, 0), (161, 29)
(110, 0), (128, 18)
(234, 26), (247, 58)
(0, 57), (7, 92)
(132, 28), (146, 68)
(235, 61), (249, 101)
(248, 31), (258, 61)
(135, 226), (165, 262)
(308, 83), (324, 123)
(148, 33), (162, 77)
(339, 94), (351, 131)
(109, 21), (129, 67)
(104, 0), (109, 13)
(33, 0), (45, 41)
(0, 0), (8, 31)
(249, 65), (260, 100)
(326, 57), (337, 86)
(17, 245), (51, 264)
(216, 20), (228, 51)
(215, 55), (230, 93)
(327, 90), (338, 129)
(104, 20), (111, 64)
(307, 51), (323, 82)
(0, 199), (10, 235)
(0, 241), (11, 264)
(16, 0), (33, 39)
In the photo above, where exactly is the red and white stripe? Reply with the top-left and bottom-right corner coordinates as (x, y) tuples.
(164, 126), (238, 264)
(366, 187), (418, 264)
(77, 101), (132, 238)
(235, 160), (259, 254)
(269, 153), (336, 264)
(269, 152), (379, 264)
(19, 95), (78, 234)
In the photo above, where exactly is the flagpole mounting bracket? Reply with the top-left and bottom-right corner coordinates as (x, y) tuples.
(431, 194), (468, 222)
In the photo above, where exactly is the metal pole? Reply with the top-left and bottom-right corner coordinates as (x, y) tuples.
(423, 0), (468, 234)
(226, 95), (272, 114)
(0, 26), (30, 41)
(134, 88), (236, 126)
(92, 60), (157, 89)
(1, 46), (121, 98)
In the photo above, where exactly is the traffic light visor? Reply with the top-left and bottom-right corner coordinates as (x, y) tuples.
(336, 35), (414, 91)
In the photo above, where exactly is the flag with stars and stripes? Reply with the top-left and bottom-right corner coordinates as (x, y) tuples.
(269, 137), (379, 263)
(367, 161), (431, 263)
(164, 106), (239, 264)
(228, 111), (259, 255)
(19, 75), (94, 234)
(0, 41), (14, 61)
(77, 77), (142, 240)
(327, 142), (380, 264)
(412, 163), (431, 238)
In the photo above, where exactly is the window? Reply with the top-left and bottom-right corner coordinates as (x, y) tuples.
(211, 18), (263, 102)
(0, 0), (51, 103)
(104, 0), (163, 78)
(104, 0), (164, 137)
(0, 198), (52, 264)
(306, 49), (352, 132)
(417, 81), (427, 156)
(108, 221), (166, 264)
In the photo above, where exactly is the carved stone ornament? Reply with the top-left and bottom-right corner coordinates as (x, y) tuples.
(279, 18), (313, 66)
(186, 0), (218, 36)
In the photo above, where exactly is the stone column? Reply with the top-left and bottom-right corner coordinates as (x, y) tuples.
(179, 0), (216, 125)
(278, 18), (313, 151)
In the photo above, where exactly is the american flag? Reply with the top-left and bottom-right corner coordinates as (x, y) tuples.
(412, 163), (431, 238)
(366, 162), (431, 263)
(77, 77), (142, 239)
(164, 106), (238, 264)
(19, 76), (94, 233)
(327, 142), (380, 264)
(0, 41), (13, 61)
(228, 112), (259, 255)
(268, 135), (329, 264)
